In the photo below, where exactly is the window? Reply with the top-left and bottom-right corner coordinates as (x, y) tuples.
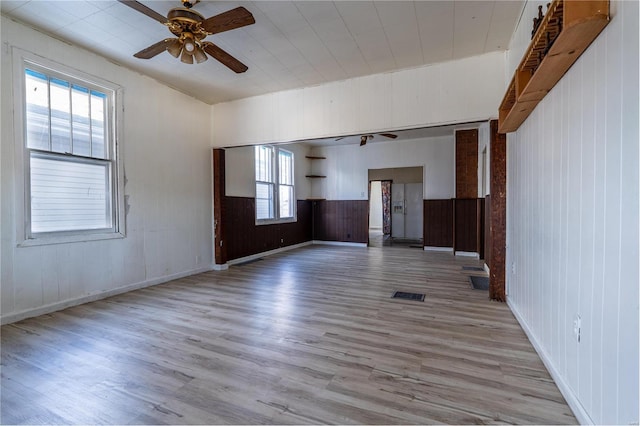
(17, 55), (123, 244)
(255, 145), (295, 223)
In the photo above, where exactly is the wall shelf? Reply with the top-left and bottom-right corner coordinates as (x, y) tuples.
(499, 0), (609, 133)
(305, 175), (326, 178)
(305, 156), (326, 160)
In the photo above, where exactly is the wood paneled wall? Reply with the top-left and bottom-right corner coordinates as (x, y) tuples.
(454, 199), (480, 253)
(505, 2), (638, 423)
(224, 197), (312, 261)
(455, 129), (479, 198)
(423, 200), (453, 247)
(312, 200), (368, 243)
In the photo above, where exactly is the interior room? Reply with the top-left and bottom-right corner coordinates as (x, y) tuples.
(1, 1), (637, 424)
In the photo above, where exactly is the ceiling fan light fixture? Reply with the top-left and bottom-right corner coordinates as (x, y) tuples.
(181, 48), (194, 64)
(167, 39), (182, 58)
(193, 46), (208, 63)
(182, 34), (196, 53)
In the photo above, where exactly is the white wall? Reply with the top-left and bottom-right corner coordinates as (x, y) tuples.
(224, 143), (311, 200)
(477, 121), (490, 197)
(212, 52), (505, 147)
(310, 135), (454, 201)
(1, 18), (213, 324)
(505, 1), (639, 424)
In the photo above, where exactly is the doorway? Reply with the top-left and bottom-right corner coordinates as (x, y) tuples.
(368, 166), (424, 248)
(369, 180), (392, 247)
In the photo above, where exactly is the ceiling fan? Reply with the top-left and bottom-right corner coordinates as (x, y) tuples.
(117, 0), (255, 73)
(335, 133), (398, 146)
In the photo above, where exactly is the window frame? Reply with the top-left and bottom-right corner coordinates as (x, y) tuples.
(254, 145), (296, 225)
(13, 48), (125, 246)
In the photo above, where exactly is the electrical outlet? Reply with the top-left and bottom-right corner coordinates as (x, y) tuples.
(195, 255), (201, 264)
(573, 314), (581, 343)
(511, 262), (516, 274)
(280, 238), (284, 243)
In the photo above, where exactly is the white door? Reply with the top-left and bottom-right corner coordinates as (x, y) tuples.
(404, 183), (423, 240)
(391, 183), (405, 238)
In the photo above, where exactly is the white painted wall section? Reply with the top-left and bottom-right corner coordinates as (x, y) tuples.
(310, 136), (454, 201)
(224, 143), (311, 200)
(505, 1), (639, 424)
(1, 17), (213, 324)
(212, 52), (505, 146)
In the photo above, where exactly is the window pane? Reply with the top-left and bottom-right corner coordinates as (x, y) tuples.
(25, 69), (50, 150)
(279, 150), (293, 185)
(30, 153), (112, 233)
(50, 78), (71, 153)
(279, 185), (293, 218)
(255, 145), (273, 183)
(72, 85), (90, 157)
(91, 91), (106, 159)
(256, 182), (273, 219)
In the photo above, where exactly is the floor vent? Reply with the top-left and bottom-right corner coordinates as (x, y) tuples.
(469, 276), (489, 290)
(392, 291), (425, 302)
(462, 266), (485, 271)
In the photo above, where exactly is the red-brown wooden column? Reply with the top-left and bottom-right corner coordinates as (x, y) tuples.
(489, 120), (506, 301)
(213, 148), (227, 265)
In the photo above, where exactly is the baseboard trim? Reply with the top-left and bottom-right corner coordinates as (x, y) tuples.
(227, 241), (313, 266)
(507, 299), (592, 425)
(424, 246), (454, 252)
(211, 263), (229, 271)
(312, 240), (367, 248)
(455, 251), (479, 258)
(0, 265), (214, 325)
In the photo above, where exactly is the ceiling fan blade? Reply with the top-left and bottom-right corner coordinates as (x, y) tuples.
(201, 6), (255, 34)
(202, 42), (248, 73)
(379, 133), (398, 139)
(134, 39), (174, 59)
(117, 0), (168, 24)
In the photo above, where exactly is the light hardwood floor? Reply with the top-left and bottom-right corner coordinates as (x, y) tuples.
(1, 245), (576, 424)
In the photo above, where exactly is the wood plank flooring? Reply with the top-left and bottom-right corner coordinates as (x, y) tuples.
(1, 245), (576, 424)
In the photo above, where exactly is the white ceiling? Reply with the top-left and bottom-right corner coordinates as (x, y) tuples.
(2, 1), (524, 105)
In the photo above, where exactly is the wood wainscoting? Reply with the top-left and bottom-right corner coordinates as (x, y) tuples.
(454, 198), (482, 254)
(423, 199), (454, 248)
(224, 197), (312, 261)
(312, 200), (368, 243)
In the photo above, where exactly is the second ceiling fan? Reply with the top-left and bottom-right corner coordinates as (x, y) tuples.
(118, 0), (255, 73)
(335, 133), (398, 146)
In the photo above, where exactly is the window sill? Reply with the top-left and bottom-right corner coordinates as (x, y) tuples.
(18, 231), (125, 247)
(255, 217), (297, 226)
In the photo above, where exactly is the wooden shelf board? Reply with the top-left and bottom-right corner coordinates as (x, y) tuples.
(498, 0), (609, 133)
(305, 156), (326, 160)
(518, 13), (609, 100)
(306, 198), (326, 201)
(305, 175), (326, 178)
